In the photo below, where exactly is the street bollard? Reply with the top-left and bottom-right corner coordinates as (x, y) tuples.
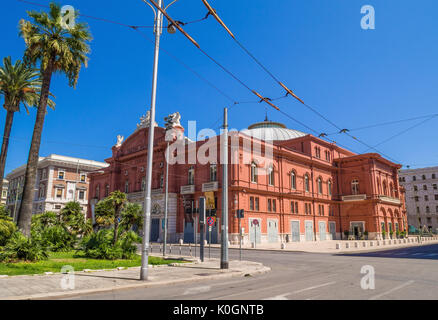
(169, 244), (172, 254)
(179, 244), (182, 255)
(159, 244), (162, 253)
(189, 244), (192, 256)
(151, 244), (153, 253)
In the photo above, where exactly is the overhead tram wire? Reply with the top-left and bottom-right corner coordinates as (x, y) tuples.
(362, 114), (438, 153)
(16, 0), (371, 156)
(200, 0), (405, 163)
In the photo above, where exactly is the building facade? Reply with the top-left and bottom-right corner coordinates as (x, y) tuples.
(6, 154), (108, 220)
(399, 166), (438, 233)
(88, 113), (407, 244)
(1, 179), (8, 205)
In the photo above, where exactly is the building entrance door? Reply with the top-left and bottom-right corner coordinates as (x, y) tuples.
(319, 221), (326, 241)
(267, 219), (278, 243)
(291, 221), (300, 242)
(305, 221), (313, 241)
(150, 218), (160, 242)
(329, 222), (336, 240)
(66, 182), (75, 200)
(183, 220), (194, 243)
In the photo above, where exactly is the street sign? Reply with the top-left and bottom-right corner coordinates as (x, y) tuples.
(253, 219), (259, 226)
(208, 226), (212, 232)
(207, 216), (215, 226)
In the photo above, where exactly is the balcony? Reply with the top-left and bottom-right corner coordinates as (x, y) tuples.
(379, 195), (401, 205)
(202, 181), (219, 192)
(342, 194), (367, 202)
(180, 185), (195, 194)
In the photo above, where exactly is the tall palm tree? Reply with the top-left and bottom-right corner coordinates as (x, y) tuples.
(0, 56), (52, 198)
(107, 191), (127, 244)
(17, 2), (92, 236)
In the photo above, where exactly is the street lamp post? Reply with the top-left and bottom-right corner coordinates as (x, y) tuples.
(140, 0), (179, 281)
(220, 107), (229, 269)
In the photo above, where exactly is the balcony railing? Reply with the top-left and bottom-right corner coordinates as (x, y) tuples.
(202, 181), (219, 192)
(379, 195), (401, 204)
(180, 185), (195, 194)
(342, 194), (367, 201)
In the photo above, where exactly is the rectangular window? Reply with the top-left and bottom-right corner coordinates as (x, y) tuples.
(250, 197), (254, 210)
(295, 202), (298, 214)
(413, 185), (418, 191)
(416, 207), (420, 214)
(255, 197), (259, 211)
(79, 191), (85, 200)
(425, 195), (429, 201)
(80, 174), (86, 182)
(268, 199), (272, 212)
(415, 196), (419, 202)
(433, 184), (437, 190)
(435, 195), (438, 201)
(58, 171), (65, 180)
(291, 201), (295, 213)
(56, 188), (62, 199)
(273, 199), (276, 212)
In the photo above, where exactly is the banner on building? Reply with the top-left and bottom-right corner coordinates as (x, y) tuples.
(205, 191), (215, 210)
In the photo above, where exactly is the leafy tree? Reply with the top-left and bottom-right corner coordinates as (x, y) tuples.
(94, 197), (115, 229)
(0, 56), (55, 197)
(106, 191), (127, 244)
(17, 2), (92, 236)
(60, 201), (91, 237)
(0, 205), (16, 246)
(120, 202), (143, 233)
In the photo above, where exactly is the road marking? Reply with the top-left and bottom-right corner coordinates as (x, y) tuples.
(183, 286), (211, 295)
(262, 281), (336, 300)
(425, 253), (438, 257)
(411, 253), (423, 256)
(368, 280), (414, 300)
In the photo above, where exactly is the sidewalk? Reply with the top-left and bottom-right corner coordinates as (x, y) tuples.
(163, 236), (438, 254)
(0, 254), (269, 300)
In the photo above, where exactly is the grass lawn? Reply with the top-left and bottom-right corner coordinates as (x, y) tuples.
(0, 251), (185, 276)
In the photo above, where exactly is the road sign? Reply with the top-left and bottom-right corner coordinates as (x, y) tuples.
(253, 219), (259, 226)
(207, 216), (215, 226)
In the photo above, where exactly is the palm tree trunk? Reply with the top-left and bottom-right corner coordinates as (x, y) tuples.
(113, 206), (120, 244)
(17, 60), (54, 237)
(0, 109), (15, 198)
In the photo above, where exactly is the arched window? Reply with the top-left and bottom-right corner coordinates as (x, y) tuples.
(141, 177), (146, 191)
(210, 164), (217, 181)
(105, 184), (110, 197)
(291, 171), (296, 190)
(304, 174), (310, 192)
(328, 180), (332, 197)
(390, 182), (394, 197)
(352, 179), (359, 195)
(188, 166), (195, 185)
(125, 180), (129, 193)
(383, 181), (387, 196)
(317, 177), (323, 194)
(251, 162), (258, 183)
(95, 185), (100, 199)
(268, 166), (274, 186)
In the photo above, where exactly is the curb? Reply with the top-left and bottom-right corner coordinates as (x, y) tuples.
(2, 261), (270, 300)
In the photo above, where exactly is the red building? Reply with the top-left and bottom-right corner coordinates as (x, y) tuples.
(88, 114), (407, 244)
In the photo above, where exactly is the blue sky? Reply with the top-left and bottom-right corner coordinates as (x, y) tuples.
(1, 0), (437, 174)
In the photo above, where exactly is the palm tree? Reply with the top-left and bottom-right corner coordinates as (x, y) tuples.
(17, 2), (92, 236)
(0, 57), (52, 198)
(107, 191), (127, 244)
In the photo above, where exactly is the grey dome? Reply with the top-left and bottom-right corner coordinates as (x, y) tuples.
(241, 120), (307, 141)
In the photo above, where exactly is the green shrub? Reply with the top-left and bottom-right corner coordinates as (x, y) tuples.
(34, 225), (76, 252)
(0, 232), (48, 262)
(80, 229), (141, 260)
(0, 218), (16, 247)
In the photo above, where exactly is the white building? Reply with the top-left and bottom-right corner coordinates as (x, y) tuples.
(6, 154), (108, 220)
(1, 179), (8, 205)
(399, 166), (438, 232)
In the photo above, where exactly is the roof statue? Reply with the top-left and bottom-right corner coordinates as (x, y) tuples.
(115, 135), (124, 147)
(136, 110), (158, 131)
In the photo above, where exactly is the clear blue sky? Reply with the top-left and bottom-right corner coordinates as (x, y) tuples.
(1, 0), (437, 175)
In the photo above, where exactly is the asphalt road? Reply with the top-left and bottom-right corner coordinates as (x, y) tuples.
(63, 243), (438, 300)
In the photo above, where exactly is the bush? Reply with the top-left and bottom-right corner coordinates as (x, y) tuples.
(80, 229), (141, 260)
(33, 225), (76, 252)
(0, 232), (48, 262)
(0, 211), (16, 246)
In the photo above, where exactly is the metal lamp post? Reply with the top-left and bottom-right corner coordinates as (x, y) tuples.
(140, 0), (179, 281)
(220, 107), (229, 269)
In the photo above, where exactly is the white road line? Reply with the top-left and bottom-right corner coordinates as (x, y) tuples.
(183, 286), (211, 295)
(425, 253), (438, 257)
(411, 253), (424, 256)
(368, 280), (414, 300)
(262, 281), (336, 300)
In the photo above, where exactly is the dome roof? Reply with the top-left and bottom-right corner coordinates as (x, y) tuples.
(241, 120), (307, 141)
